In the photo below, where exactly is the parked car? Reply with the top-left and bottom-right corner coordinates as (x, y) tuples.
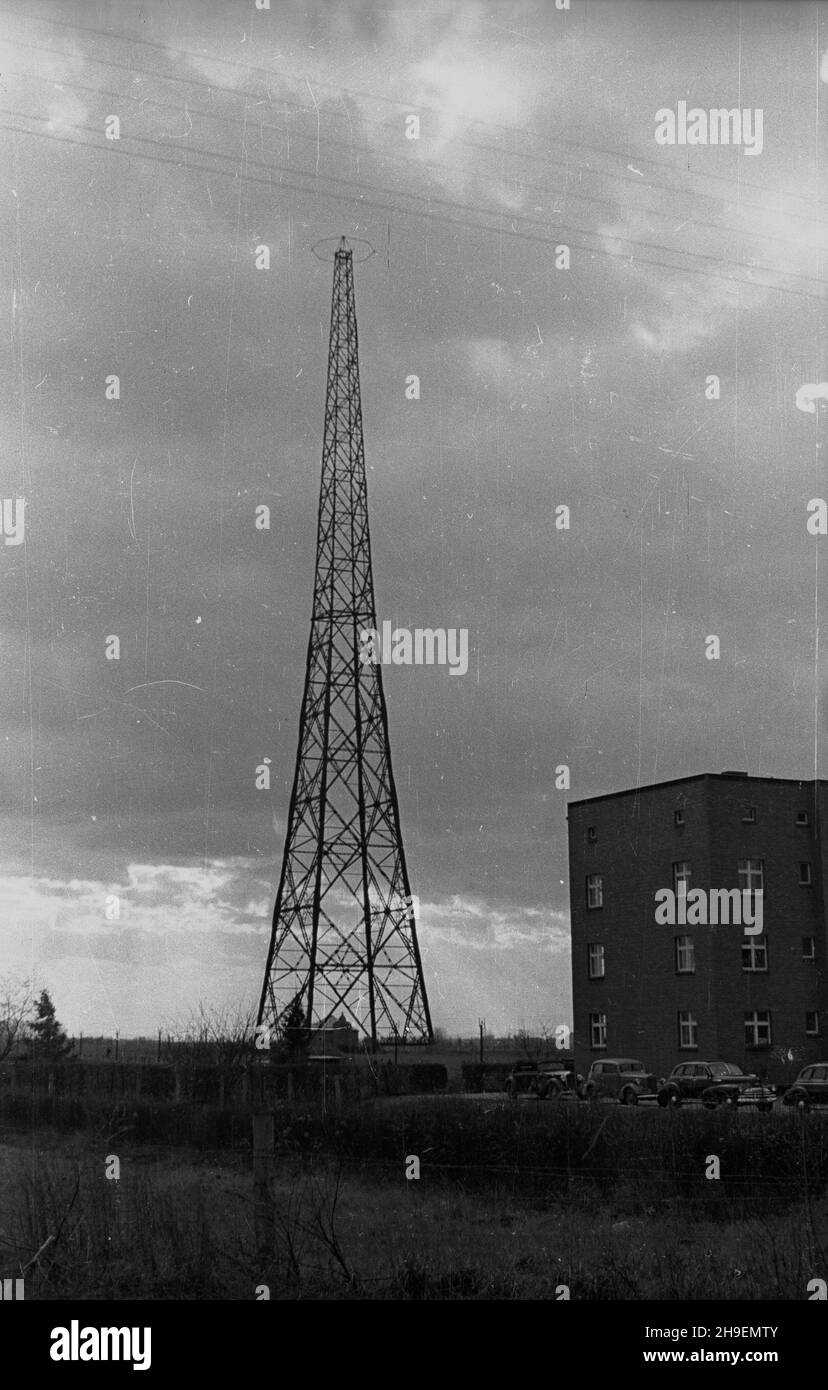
(781, 1063), (828, 1110)
(505, 1061), (542, 1097)
(538, 1064), (584, 1101)
(664, 1061), (776, 1111)
(702, 1079), (776, 1111)
(505, 1059), (580, 1099)
(583, 1058), (657, 1105)
(657, 1060), (774, 1111)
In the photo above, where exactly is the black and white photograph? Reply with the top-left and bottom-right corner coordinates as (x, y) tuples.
(0, 0), (826, 1358)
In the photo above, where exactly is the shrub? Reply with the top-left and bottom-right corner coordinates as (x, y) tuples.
(378, 1064), (447, 1095)
(460, 1062), (514, 1092)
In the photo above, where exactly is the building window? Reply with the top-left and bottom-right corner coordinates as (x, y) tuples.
(587, 943), (605, 978)
(675, 935), (695, 973)
(678, 1011), (698, 1049)
(672, 861), (691, 898)
(741, 936), (768, 972)
(737, 858), (764, 895)
(744, 1010), (772, 1049)
(799, 862), (812, 885)
(674, 809), (685, 827)
(587, 826), (597, 844)
(796, 811), (810, 826)
(803, 936), (816, 961)
(586, 874), (603, 909)
(741, 806), (757, 823)
(806, 1012), (820, 1037)
(589, 1013), (607, 1050)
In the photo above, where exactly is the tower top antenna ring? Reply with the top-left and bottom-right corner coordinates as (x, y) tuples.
(312, 235), (375, 262)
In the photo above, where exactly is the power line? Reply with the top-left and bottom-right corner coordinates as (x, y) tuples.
(6, 112), (826, 304)
(7, 28), (823, 233)
(11, 59), (828, 254)
(4, 108), (826, 300)
(2, 3), (827, 212)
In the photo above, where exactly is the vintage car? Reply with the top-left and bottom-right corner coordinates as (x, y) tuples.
(505, 1059), (581, 1100)
(781, 1063), (828, 1110)
(538, 1064), (584, 1100)
(657, 1060), (774, 1110)
(582, 1058), (657, 1105)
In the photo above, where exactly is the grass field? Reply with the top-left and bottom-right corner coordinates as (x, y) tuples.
(2, 1096), (827, 1299)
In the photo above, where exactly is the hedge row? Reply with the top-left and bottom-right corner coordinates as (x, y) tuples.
(0, 1059), (447, 1109)
(375, 1063), (447, 1095)
(460, 1062), (514, 1092)
(0, 1092), (251, 1149)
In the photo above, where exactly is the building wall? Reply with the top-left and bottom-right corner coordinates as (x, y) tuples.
(568, 774), (828, 1085)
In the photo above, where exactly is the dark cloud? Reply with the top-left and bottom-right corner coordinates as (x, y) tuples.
(0, 0), (824, 1032)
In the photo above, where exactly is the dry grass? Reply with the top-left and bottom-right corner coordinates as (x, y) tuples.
(0, 1129), (825, 1300)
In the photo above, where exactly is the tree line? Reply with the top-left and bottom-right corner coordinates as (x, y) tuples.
(0, 981), (73, 1062)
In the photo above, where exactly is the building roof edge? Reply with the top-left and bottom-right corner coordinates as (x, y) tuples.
(567, 772), (828, 810)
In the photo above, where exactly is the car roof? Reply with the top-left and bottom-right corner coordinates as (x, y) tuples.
(678, 1059), (739, 1068)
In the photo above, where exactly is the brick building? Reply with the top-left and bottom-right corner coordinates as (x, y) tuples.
(568, 772), (828, 1084)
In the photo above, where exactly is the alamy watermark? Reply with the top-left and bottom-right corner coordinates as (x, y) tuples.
(655, 887), (763, 935)
(1, 498), (25, 546)
(360, 622), (468, 676)
(50, 1322), (151, 1371)
(654, 102), (763, 156)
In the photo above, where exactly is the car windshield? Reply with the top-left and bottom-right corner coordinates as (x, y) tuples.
(621, 1061), (644, 1072)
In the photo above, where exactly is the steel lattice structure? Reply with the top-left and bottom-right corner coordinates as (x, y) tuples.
(257, 238), (433, 1049)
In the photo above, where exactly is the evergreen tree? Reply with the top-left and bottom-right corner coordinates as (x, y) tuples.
(283, 998), (309, 1059)
(28, 989), (73, 1061)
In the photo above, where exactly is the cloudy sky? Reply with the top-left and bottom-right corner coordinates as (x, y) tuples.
(0, 0), (826, 1037)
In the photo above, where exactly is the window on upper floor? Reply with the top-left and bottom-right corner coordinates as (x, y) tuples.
(799, 862), (812, 885)
(587, 943), (605, 978)
(745, 1010), (772, 1048)
(806, 1012), (820, 1037)
(741, 936), (768, 972)
(587, 825), (597, 844)
(675, 936), (695, 973)
(586, 874), (603, 909)
(737, 858), (764, 894)
(674, 809), (685, 827)
(673, 861), (691, 898)
(803, 936), (816, 961)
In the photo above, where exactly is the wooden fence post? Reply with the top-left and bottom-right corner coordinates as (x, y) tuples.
(253, 1112), (275, 1268)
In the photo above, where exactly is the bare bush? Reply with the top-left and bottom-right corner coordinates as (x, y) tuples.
(0, 977), (33, 1062)
(160, 1001), (258, 1067)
